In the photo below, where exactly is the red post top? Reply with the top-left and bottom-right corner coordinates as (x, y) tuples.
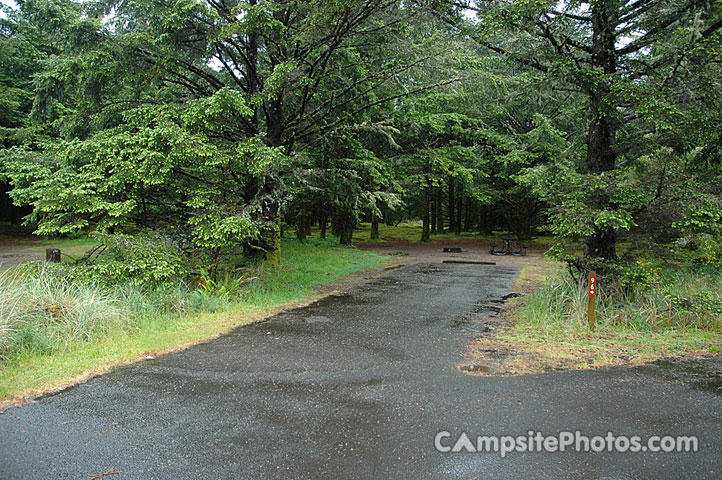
(589, 273), (597, 298)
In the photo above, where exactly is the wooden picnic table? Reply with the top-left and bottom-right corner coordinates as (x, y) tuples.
(491, 237), (528, 256)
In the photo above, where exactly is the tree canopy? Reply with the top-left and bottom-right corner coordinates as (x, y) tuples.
(1, 0), (721, 277)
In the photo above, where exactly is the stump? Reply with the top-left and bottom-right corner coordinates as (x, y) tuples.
(46, 248), (61, 263)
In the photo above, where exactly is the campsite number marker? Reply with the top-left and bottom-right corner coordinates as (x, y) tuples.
(588, 273), (597, 332)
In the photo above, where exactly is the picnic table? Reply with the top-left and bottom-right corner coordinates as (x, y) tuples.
(490, 237), (528, 256)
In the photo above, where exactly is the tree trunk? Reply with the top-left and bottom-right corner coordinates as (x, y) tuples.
(331, 212), (343, 237)
(447, 179), (455, 233)
(259, 57), (284, 262)
(585, 1), (618, 261)
(257, 218), (281, 264)
(296, 216), (311, 242)
(384, 207), (394, 226)
(435, 187), (444, 233)
(430, 194), (437, 234)
(463, 200), (472, 232)
(478, 205), (493, 235)
(421, 187), (431, 242)
(247, 0), (259, 129)
(370, 212), (379, 240)
(455, 195), (463, 235)
(339, 214), (354, 246)
(319, 206), (328, 239)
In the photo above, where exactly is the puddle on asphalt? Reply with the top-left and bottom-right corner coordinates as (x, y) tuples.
(471, 303), (504, 316)
(414, 266), (447, 275)
(363, 276), (403, 287)
(637, 358), (722, 396)
(303, 291), (379, 309)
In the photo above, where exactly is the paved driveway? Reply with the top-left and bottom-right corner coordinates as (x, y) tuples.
(1, 263), (720, 479)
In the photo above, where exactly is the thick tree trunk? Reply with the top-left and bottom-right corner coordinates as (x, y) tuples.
(478, 205), (492, 235)
(447, 179), (455, 233)
(421, 188), (431, 242)
(261, 77), (284, 262)
(585, 1), (618, 261)
(257, 218), (281, 264)
(339, 214), (354, 246)
(370, 212), (379, 240)
(319, 213), (328, 239)
(266, 97), (284, 148)
(296, 216), (311, 242)
(331, 214), (343, 237)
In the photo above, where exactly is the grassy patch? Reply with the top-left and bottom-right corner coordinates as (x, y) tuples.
(511, 254), (559, 295)
(353, 221), (492, 242)
(25, 238), (100, 258)
(351, 221), (556, 245)
(471, 266), (722, 375)
(0, 238), (389, 407)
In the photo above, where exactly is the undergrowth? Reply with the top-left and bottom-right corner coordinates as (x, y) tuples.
(0, 237), (387, 404)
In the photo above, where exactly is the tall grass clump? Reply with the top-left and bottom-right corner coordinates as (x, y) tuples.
(0, 264), (131, 361)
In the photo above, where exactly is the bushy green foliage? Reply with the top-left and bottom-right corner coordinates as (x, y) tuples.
(88, 232), (190, 286)
(1, 0), (721, 280)
(2, 89), (284, 250)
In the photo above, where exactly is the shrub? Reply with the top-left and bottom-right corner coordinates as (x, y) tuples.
(88, 232), (190, 287)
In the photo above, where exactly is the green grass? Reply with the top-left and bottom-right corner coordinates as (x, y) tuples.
(493, 268), (722, 372)
(350, 221), (555, 245)
(352, 221), (491, 242)
(0, 237), (389, 407)
(25, 238), (100, 257)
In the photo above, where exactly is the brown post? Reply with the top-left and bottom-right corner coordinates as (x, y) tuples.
(588, 273), (597, 331)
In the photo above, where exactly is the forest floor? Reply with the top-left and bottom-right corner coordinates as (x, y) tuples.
(0, 236), (98, 268)
(0, 223), (101, 268)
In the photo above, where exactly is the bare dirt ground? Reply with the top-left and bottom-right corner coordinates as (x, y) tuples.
(354, 236), (547, 267)
(0, 241), (46, 268)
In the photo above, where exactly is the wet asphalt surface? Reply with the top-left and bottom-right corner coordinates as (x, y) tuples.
(1, 262), (721, 479)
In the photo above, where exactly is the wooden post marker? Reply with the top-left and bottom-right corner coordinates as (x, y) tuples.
(588, 273), (597, 332)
